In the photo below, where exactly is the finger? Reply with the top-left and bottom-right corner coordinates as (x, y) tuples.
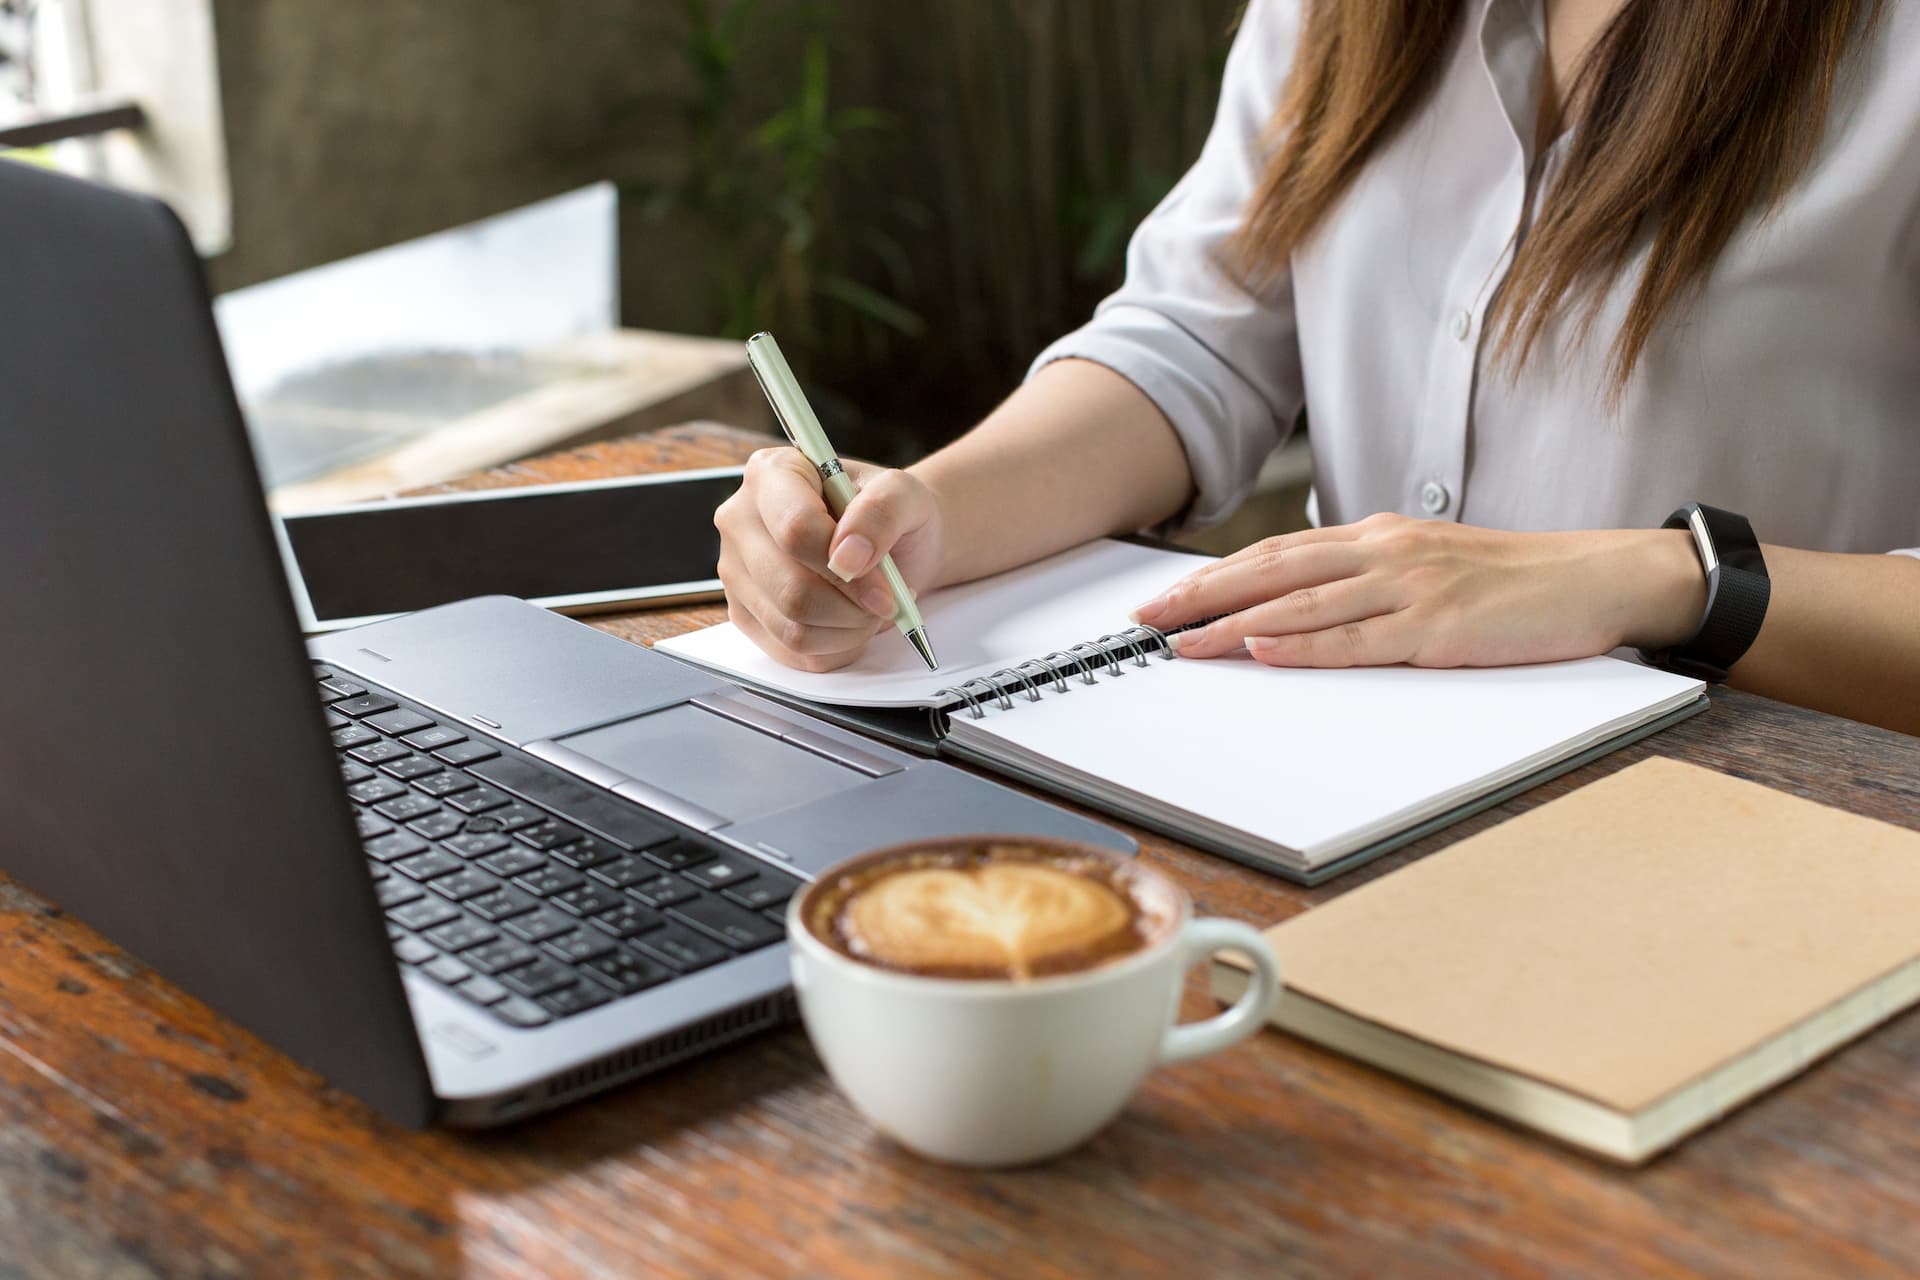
(743, 448), (898, 617)
(729, 521), (887, 631)
(1139, 542), (1368, 630)
(1172, 574), (1393, 658)
(728, 598), (881, 673)
(825, 468), (934, 583)
(1242, 613), (1414, 669)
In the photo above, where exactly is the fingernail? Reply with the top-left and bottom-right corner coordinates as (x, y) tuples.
(1244, 636), (1277, 654)
(1130, 594), (1169, 624)
(1171, 628), (1202, 655)
(859, 584), (897, 617)
(827, 534), (875, 582)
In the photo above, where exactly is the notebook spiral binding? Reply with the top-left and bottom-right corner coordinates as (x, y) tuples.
(933, 623), (1175, 722)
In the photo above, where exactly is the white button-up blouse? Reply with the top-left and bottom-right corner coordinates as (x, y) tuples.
(1030, 0), (1920, 557)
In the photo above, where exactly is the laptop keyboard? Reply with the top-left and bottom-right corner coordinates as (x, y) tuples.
(313, 664), (802, 1029)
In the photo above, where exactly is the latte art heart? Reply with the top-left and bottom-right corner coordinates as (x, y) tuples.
(839, 861), (1138, 980)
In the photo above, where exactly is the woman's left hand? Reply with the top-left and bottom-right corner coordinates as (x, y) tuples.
(1131, 513), (1708, 668)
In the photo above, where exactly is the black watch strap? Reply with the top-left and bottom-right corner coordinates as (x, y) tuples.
(1638, 503), (1770, 683)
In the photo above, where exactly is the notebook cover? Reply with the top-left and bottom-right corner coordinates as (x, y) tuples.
(1248, 758), (1920, 1111)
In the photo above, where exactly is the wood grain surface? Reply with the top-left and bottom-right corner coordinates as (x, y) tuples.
(3, 423), (1917, 1280)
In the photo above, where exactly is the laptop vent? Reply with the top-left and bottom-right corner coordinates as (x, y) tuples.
(542, 991), (798, 1104)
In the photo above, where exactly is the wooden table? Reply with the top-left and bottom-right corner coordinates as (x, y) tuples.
(5, 423), (1918, 1279)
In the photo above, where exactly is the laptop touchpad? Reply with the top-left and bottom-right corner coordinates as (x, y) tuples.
(560, 704), (866, 825)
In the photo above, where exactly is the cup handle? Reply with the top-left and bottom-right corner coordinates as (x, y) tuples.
(1158, 918), (1283, 1066)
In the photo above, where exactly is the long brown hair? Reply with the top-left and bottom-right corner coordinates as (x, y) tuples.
(1226, 0), (1882, 388)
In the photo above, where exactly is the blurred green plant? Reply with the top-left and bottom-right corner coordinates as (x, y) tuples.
(633, 0), (924, 355)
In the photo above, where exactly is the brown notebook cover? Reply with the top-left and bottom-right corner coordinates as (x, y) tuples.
(1213, 758), (1920, 1161)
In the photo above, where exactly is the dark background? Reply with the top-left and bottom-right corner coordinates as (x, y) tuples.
(204, 0), (1242, 464)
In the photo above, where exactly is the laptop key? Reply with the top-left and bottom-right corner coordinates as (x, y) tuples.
(626, 873), (700, 910)
(394, 850), (463, 881)
(376, 879), (426, 909)
(425, 917), (499, 952)
(643, 838), (716, 872)
(542, 929), (615, 965)
(325, 709), (350, 730)
(504, 907), (576, 944)
(348, 740), (412, 765)
(476, 847), (545, 878)
(514, 866), (585, 897)
(422, 955), (471, 986)
(635, 924), (730, 973)
(500, 959), (577, 999)
(552, 883), (625, 918)
(318, 678), (365, 701)
(366, 708), (434, 737)
(584, 949), (671, 995)
(353, 811), (392, 839)
(671, 896), (784, 952)
(389, 897), (459, 932)
(550, 838), (619, 871)
(491, 996), (551, 1028)
(380, 755), (442, 781)
(408, 811), (465, 840)
(429, 868), (501, 902)
(487, 803), (545, 832)
(412, 771), (477, 798)
(725, 874), (800, 914)
(468, 756), (672, 851)
(538, 984), (611, 1018)
(464, 938), (540, 974)
(374, 794), (441, 823)
(514, 819), (585, 851)
(444, 831), (511, 858)
(332, 725), (380, 750)
(402, 725), (467, 752)
(590, 902), (665, 940)
(347, 777), (407, 805)
(434, 740), (500, 767)
(340, 760), (377, 786)
(684, 855), (758, 890)
(365, 832), (429, 863)
(446, 785), (511, 814)
(392, 935), (436, 965)
(336, 694), (399, 718)
(465, 886), (540, 922)
(587, 854), (649, 888)
(457, 974), (509, 1006)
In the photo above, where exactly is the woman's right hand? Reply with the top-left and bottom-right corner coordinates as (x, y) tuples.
(713, 447), (946, 671)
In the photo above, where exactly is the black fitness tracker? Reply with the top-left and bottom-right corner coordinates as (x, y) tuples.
(1638, 503), (1770, 683)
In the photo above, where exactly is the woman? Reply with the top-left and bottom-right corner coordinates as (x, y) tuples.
(714, 0), (1920, 734)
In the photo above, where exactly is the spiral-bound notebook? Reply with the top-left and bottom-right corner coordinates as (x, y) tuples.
(655, 540), (1709, 882)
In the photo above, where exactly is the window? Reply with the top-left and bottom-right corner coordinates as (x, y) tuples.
(0, 0), (229, 254)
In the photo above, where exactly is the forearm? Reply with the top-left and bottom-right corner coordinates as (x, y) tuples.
(909, 359), (1194, 587)
(1725, 548), (1920, 735)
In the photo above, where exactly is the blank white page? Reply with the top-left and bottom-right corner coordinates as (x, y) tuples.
(951, 654), (1705, 862)
(654, 539), (1213, 708)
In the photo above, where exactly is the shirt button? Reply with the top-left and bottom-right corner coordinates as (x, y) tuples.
(1419, 481), (1451, 515)
(1450, 309), (1472, 342)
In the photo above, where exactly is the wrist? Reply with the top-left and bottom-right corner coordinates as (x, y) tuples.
(1612, 528), (1708, 651)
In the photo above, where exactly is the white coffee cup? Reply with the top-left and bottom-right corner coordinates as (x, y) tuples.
(787, 839), (1284, 1167)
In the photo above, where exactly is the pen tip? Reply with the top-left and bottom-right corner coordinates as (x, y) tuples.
(906, 628), (938, 671)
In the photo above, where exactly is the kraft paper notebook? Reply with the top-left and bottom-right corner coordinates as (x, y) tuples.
(1212, 759), (1920, 1162)
(656, 539), (1708, 883)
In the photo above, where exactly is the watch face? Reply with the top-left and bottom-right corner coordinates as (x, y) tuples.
(1688, 508), (1720, 573)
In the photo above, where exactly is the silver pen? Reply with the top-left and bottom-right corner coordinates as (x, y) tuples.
(743, 332), (938, 671)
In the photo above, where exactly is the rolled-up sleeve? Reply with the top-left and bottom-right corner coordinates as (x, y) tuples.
(1027, 0), (1306, 531)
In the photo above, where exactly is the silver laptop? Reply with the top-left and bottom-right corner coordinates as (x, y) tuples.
(0, 159), (1133, 1126)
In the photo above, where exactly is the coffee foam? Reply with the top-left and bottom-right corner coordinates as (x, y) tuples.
(808, 842), (1176, 981)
